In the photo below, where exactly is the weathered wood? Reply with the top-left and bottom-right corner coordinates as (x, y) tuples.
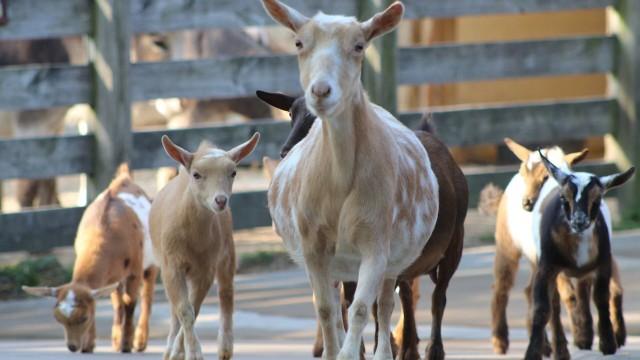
(358, 0), (398, 115)
(0, 65), (90, 110)
(0, 206), (85, 253)
(403, 0), (616, 19)
(0, 0), (91, 40)
(131, 0), (357, 34)
(397, 36), (616, 85)
(231, 190), (272, 230)
(130, 56), (300, 101)
(399, 98), (616, 147)
(131, 120), (290, 169)
(87, 0), (132, 199)
(611, 0), (640, 219)
(0, 135), (93, 180)
(465, 162), (619, 208)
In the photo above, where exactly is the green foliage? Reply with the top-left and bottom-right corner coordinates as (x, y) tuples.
(0, 256), (71, 300)
(613, 216), (640, 231)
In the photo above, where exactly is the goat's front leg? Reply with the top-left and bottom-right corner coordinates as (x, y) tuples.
(305, 251), (342, 359)
(373, 278), (396, 360)
(135, 265), (159, 352)
(338, 253), (387, 360)
(163, 267), (202, 360)
(524, 267), (556, 360)
(610, 259), (626, 347)
(549, 284), (570, 360)
(594, 260), (617, 355)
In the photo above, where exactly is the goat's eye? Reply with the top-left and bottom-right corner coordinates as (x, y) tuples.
(354, 43), (365, 53)
(193, 172), (202, 180)
(295, 40), (303, 50)
(231, 170), (237, 178)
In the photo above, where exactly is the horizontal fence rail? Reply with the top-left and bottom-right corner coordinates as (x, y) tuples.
(0, 0), (617, 40)
(0, 36), (615, 110)
(0, 161), (617, 253)
(0, 98), (617, 180)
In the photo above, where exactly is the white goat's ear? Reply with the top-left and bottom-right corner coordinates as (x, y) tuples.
(504, 137), (531, 163)
(564, 148), (589, 167)
(22, 285), (59, 298)
(261, 0), (309, 32)
(162, 135), (194, 170)
(600, 167), (636, 193)
(361, 1), (404, 41)
(539, 150), (570, 185)
(229, 133), (261, 164)
(91, 282), (119, 299)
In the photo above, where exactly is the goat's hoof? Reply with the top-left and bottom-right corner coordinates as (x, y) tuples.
(81, 345), (95, 354)
(542, 340), (552, 357)
(491, 336), (508, 354)
(133, 329), (148, 352)
(600, 339), (618, 355)
(616, 327), (627, 348)
(400, 346), (421, 360)
(553, 345), (570, 360)
(524, 348), (541, 360)
(168, 351), (185, 360)
(425, 341), (445, 360)
(218, 349), (233, 360)
(573, 336), (593, 350)
(312, 343), (323, 358)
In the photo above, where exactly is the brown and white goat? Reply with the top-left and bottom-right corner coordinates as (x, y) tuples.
(260, 2), (466, 357)
(151, 133), (260, 360)
(23, 164), (159, 353)
(523, 152), (635, 360)
(491, 139), (626, 356)
(259, 90), (464, 360)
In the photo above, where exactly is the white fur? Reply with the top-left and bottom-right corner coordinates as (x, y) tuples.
(58, 290), (75, 318)
(202, 149), (226, 159)
(572, 172), (595, 202)
(117, 193), (157, 269)
(575, 224), (595, 267)
(312, 12), (357, 29)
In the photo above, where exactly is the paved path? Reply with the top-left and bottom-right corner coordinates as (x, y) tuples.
(1, 230), (640, 359)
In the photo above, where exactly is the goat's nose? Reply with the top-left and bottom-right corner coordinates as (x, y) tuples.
(215, 195), (228, 209)
(311, 81), (331, 98)
(522, 198), (533, 211)
(68, 344), (78, 352)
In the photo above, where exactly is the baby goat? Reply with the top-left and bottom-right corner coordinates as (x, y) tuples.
(23, 164), (159, 353)
(151, 133), (259, 360)
(524, 152), (635, 360)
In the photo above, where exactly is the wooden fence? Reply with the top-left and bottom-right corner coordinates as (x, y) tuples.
(0, 0), (638, 253)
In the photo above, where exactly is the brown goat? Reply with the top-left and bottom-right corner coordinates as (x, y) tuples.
(23, 164), (159, 353)
(151, 133), (259, 360)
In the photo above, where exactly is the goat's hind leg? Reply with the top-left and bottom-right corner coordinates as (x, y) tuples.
(610, 259), (626, 348)
(135, 265), (159, 352)
(550, 285), (570, 360)
(491, 246), (519, 354)
(110, 284), (125, 352)
(396, 279), (420, 360)
(216, 252), (235, 360)
(594, 261), (617, 355)
(373, 279), (396, 360)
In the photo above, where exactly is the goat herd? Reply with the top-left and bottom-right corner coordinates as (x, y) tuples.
(18, 1), (636, 360)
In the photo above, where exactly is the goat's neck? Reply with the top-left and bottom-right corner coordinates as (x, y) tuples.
(319, 87), (370, 189)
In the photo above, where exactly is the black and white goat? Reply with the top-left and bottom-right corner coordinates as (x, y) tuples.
(524, 151), (635, 360)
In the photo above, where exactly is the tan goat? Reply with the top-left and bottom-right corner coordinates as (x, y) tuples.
(262, 1), (442, 359)
(23, 164), (159, 353)
(151, 133), (260, 360)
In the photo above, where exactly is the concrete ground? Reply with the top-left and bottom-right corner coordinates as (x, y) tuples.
(1, 230), (640, 359)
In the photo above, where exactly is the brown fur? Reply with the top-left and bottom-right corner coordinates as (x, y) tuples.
(23, 165), (158, 353)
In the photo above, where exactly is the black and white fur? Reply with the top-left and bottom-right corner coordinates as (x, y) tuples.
(524, 151), (635, 360)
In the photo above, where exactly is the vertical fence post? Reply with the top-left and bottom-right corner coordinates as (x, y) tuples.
(86, 0), (131, 199)
(612, 0), (640, 220)
(358, 0), (398, 116)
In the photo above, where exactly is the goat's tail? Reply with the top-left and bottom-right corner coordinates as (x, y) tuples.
(417, 112), (436, 134)
(478, 183), (504, 216)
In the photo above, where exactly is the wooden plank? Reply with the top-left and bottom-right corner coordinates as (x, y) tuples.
(397, 36), (616, 85)
(0, 0), (91, 40)
(131, 120), (290, 169)
(87, 0), (132, 199)
(403, 0), (616, 19)
(610, 0), (640, 219)
(130, 55), (300, 101)
(0, 65), (90, 110)
(359, 0), (398, 115)
(399, 98), (616, 147)
(0, 135), (93, 180)
(0, 206), (85, 253)
(131, 0), (357, 33)
(231, 190), (272, 230)
(465, 162), (619, 208)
